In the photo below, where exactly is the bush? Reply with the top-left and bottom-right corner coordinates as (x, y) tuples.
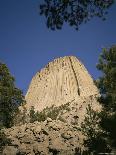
(0, 130), (11, 154)
(29, 103), (70, 123)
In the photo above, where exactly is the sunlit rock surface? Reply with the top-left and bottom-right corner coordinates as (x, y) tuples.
(25, 56), (99, 111)
(3, 119), (85, 155)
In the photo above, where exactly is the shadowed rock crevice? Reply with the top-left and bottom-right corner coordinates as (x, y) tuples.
(68, 56), (80, 96)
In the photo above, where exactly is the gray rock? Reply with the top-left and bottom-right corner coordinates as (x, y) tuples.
(46, 117), (52, 123)
(61, 131), (73, 139)
(3, 146), (18, 155)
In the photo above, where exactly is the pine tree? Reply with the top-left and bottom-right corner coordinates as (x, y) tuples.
(96, 45), (116, 149)
(0, 62), (24, 128)
(81, 104), (110, 154)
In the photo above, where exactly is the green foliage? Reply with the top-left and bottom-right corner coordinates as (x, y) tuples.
(74, 147), (89, 155)
(14, 104), (29, 125)
(29, 103), (70, 123)
(44, 103), (70, 120)
(81, 104), (110, 154)
(29, 106), (37, 123)
(96, 45), (116, 148)
(96, 46), (116, 111)
(21, 105), (28, 124)
(0, 130), (11, 153)
(44, 105), (60, 120)
(58, 116), (66, 123)
(0, 62), (24, 128)
(35, 110), (47, 122)
(40, 0), (114, 30)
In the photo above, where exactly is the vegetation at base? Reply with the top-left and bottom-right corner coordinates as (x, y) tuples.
(13, 103), (29, 125)
(96, 45), (116, 149)
(13, 103), (70, 125)
(58, 116), (66, 123)
(81, 104), (111, 154)
(29, 106), (36, 123)
(74, 147), (89, 155)
(29, 102), (70, 123)
(39, 0), (114, 30)
(0, 62), (24, 128)
(0, 130), (11, 154)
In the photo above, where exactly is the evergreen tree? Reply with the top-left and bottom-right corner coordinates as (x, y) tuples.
(81, 104), (110, 154)
(96, 45), (116, 149)
(0, 62), (24, 128)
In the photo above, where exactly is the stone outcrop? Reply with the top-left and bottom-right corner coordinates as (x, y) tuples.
(2, 119), (85, 155)
(25, 56), (99, 112)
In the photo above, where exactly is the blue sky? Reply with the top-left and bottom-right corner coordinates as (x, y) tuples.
(0, 0), (116, 94)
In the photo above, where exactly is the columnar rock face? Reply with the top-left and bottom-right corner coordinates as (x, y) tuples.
(25, 56), (99, 111)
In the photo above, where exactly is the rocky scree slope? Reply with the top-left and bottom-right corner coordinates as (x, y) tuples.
(2, 118), (85, 155)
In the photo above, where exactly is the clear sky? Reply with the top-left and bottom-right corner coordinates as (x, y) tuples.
(0, 0), (116, 94)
